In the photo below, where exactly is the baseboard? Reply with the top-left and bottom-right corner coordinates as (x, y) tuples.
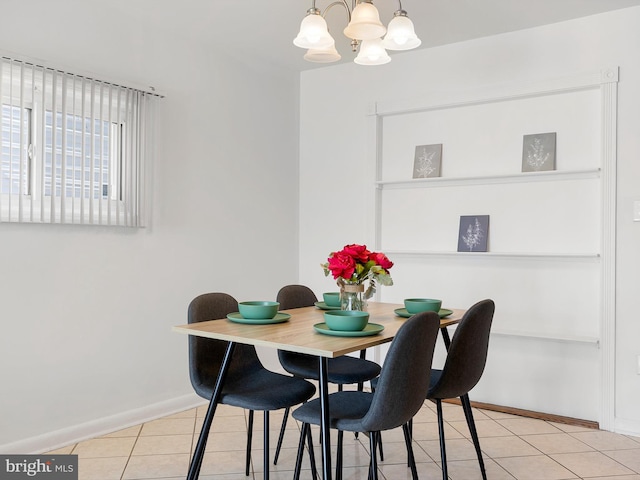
(614, 417), (640, 438)
(443, 398), (600, 430)
(0, 393), (206, 454)
(6, 394), (632, 455)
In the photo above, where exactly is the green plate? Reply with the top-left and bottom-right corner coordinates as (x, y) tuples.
(394, 308), (453, 319)
(313, 322), (384, 337)
(314, 301), (341, 310)
(227, 312), (291, 324)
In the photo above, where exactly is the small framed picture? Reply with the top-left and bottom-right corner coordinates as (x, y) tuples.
(457, 215), (490, 252)
(413, 144), (442, 178)
(522, 132), (556, 172)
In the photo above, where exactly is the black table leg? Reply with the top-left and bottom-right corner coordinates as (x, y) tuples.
(440, 327), (451, 350)
(319, 356), (332, 480)
(357, 349), (366, 392)
(187, 341), (236, 480)
(263, 411), (270, 480)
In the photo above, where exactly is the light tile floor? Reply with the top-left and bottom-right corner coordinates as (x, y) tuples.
(47, 395), (640, 480)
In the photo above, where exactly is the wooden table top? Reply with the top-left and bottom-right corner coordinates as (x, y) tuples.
(173, 302), (464, 358)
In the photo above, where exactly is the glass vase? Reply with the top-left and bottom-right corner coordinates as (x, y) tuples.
(341, 283), (366, 311)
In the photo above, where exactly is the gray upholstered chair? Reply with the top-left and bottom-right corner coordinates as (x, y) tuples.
(273, 284), (382, 463)
(291, 311), (441, 480)
(188, 292), (317, 480)
(427, 298), (495, 480)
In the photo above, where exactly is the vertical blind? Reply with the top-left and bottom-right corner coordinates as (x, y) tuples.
(0, 56), (160, 226)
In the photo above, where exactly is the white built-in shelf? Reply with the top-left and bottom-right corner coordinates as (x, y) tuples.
(490, 329), (600, 345)
(384, 250), (600, 260)
(375, 168), (601, 189)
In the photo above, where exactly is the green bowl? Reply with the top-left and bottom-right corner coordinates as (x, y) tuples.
(323, 310), (369, 331)
(322, 292), (341, 307)
(238, 301), (280, 319)
(404, 298), (442, 314)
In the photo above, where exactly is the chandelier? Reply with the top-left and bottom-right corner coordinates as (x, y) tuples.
(293, 0), (421, 65)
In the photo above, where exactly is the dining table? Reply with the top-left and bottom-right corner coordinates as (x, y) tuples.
(172, 301), (465, 480)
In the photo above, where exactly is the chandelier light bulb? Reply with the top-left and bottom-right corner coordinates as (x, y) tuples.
(354, 38), (391, 65)
(382, 11), (422, 50)
(294, 10), (334, 49)
(304, 40), (342, 63)
(343, 1), (387, 40)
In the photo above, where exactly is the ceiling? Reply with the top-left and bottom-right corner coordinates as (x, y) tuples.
(107, 0), (640, 72)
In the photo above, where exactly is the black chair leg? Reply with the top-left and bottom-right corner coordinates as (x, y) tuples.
(461, 394), (487, 480)
(436, 400), (448, 480)
(263, 411), (270, 480)
(293, 423), (307, 480)
(368, 432), (379, 480)
(306, 425), (318, 480)
(246, 410), (254, 476)
(188, 342), (236, 480)
(402, 423), (419, 480)
(273, 407), (289, 465)
(336, 430), (344, 480)
(293, 423), (319, 480)
(405, 418), (414, 466)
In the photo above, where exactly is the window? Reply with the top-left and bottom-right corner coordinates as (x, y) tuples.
(1, 104), (30, 195)
(43, 112), (114, 200)
(0, 56), (159, 226)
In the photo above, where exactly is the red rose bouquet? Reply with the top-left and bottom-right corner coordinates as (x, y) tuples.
(322, 244), (394, 300)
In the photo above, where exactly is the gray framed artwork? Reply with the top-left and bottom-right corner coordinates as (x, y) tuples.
(457, 215), (490, 252)
(413, 144), (442, 178)
(522, 132), (556, 172)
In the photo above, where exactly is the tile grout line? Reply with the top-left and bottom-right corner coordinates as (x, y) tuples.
(58, 403), (640, 480)
(565, 449), (640, 477)
(119, 424), (143, 480)
(188, 410), (198, 480)
(599, 449), (640, 475)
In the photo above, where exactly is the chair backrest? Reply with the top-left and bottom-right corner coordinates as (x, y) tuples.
(187, 292), (262, 398)
(276, 285), (319, 366)
(427, 299), (495, 400)
(359, 312), (441, 432)
(276, 284), (318, 310)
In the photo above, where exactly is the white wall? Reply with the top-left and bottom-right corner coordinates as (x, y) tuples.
(0, 2), (300, 451)
(298, 8), (640, 435)
(2, 2), (639, 452)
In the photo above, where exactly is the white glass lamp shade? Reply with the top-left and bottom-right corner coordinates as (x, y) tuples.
(354, 38), (391, 65)
(294, 12), (334, 49)
(382, 14), (422, 50)
(304, 41), (342, 63)
(343, 2), (386, 40)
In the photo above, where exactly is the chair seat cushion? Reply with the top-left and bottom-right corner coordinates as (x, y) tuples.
(292, 391), (373, 433)
(429, 369), (443, 389)
(280, 352), (381, 384)
(216, 370), (316, 411)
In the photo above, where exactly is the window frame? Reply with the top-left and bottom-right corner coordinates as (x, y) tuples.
(0, 55), (158, 226)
